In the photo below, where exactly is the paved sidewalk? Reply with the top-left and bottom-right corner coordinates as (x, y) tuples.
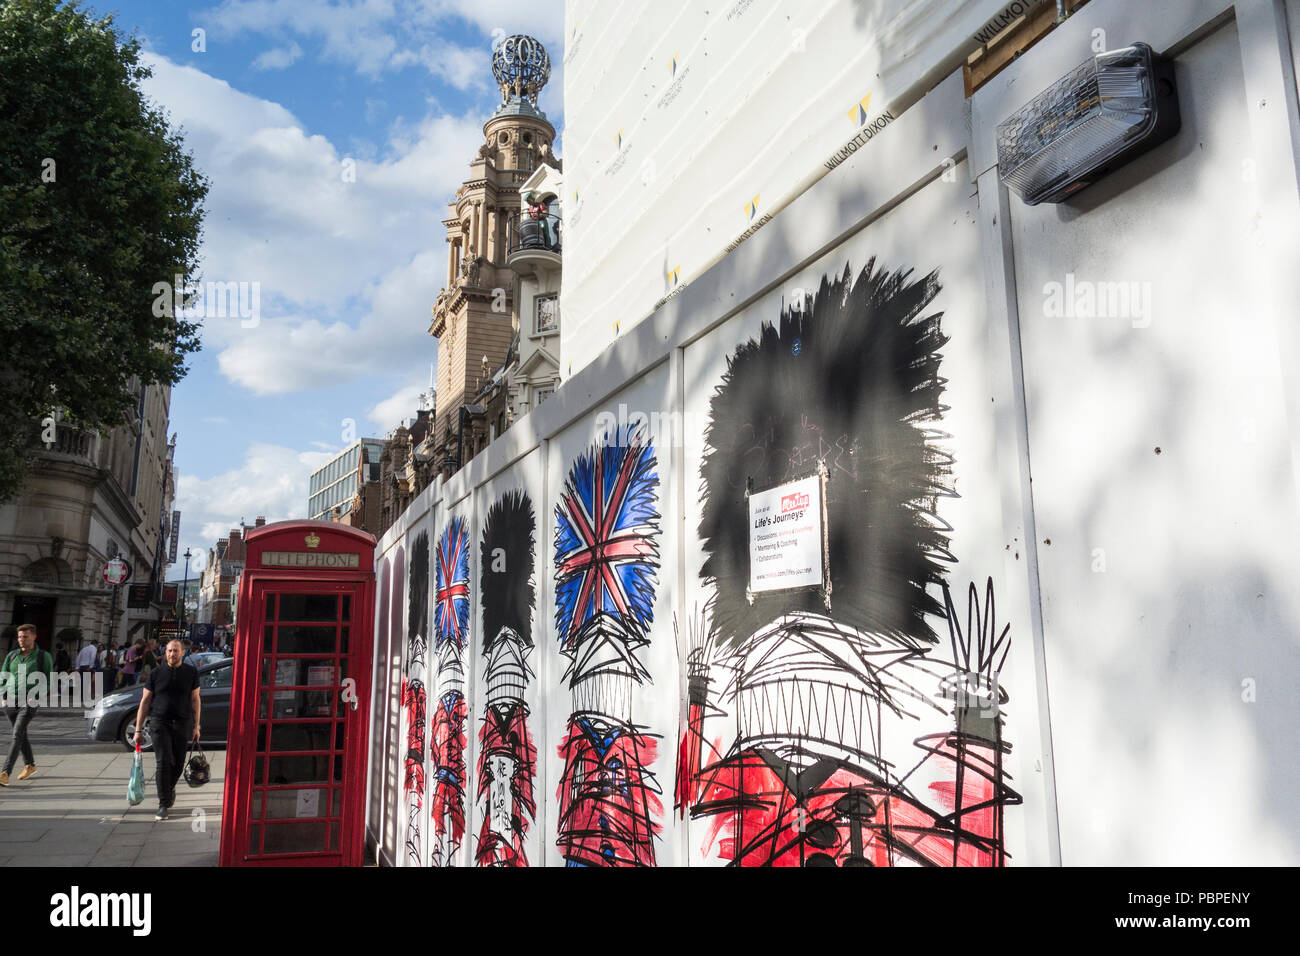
(0, 712), (223, 867)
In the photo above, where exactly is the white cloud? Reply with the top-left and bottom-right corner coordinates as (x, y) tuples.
(423, 0), (565, 48)
(204, 0), (402, 77)
(368, 380), (432, 433)
(213, 249), (442, 395)
(139, 55), (473, 393)
(200, 0), (565, 77)
(252, 41), (304, 70)
(175, 441), (335, 565)
(407, 40), (492, 93)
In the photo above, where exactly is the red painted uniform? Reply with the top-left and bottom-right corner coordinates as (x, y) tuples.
(430, 690), (468, 850)
(474, 701), (536, 867)
(556, 715), (661, 867)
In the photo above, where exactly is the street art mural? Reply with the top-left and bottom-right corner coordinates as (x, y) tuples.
(554, 424), (664, 866)
(401, 537), (430, 868)
(675, 260), (1021, 866)
(393, 544), (425, 867)
(476, 491), (539, 867)
(432, 516), (470, 866)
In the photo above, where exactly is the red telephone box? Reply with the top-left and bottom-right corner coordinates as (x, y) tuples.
(219, 521), (376, 867)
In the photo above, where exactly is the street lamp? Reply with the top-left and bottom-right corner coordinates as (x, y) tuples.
(181, 548), (193, 633)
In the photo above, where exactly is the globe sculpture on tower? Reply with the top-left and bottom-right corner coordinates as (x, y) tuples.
(492, 35), (551, 108)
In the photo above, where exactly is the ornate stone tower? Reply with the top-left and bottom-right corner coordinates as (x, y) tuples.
(430, 35), (558, 476)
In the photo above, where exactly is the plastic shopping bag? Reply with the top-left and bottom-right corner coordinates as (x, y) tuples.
(127, 745), (145, 806)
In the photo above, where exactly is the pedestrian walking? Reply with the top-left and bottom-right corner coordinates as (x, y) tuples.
(102, 643), (118, 697)
(0, 624), (53, 786)
(132, 639), (200, 820)
(53, 643), (70, 673)
(120, 639), (144, 687)
(75, 640), (98, 673)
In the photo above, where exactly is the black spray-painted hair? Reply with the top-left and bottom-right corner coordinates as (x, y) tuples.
(699, 259), (953, 652)
(408, 529), (429, 644)
(480, 489), (536, 648)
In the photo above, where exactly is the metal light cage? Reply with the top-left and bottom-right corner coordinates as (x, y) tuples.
(997, 42), (1179, 204)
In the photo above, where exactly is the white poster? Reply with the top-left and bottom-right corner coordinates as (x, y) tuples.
(748, 475), (824, 593)
(295, 788), (320, 818)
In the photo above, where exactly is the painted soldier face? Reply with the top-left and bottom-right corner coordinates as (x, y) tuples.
(435, 638), (465, 698)
(725, 611), (938, 769)
(485, 626), (529, 707)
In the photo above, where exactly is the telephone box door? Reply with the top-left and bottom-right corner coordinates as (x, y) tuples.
(228, 580), (372, 865)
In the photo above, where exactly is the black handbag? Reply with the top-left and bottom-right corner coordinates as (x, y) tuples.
(184, 740), (210, 788)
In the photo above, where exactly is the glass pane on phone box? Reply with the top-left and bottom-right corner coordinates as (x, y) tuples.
(269, 691), (301, 719)
(270, 724), (333, 753)
(293, 658), (336, 687)
(266, 754), (331, 786)
(263, 625), (274, 653)
(262, 821), (329, 854)
(264, 593), (276, 619)
(256, 723), (267, 753)
(248, 824), (261, 856)
(278, 594), (337, 622)
(263, 788), (327, 820)
(277, 626), (337, 654)
(302, 690), (335, 718)
(341, 594), (351, 621)
(326, 821), (340, 851)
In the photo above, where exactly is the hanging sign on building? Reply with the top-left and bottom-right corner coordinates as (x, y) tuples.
(127, 584), (152, 608)
(168, 511), (181, 564)
(102, 557), (131, 587)
(747, 474), (826, 594)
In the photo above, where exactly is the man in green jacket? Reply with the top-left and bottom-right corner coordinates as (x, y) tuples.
(1, 624), (53, 786)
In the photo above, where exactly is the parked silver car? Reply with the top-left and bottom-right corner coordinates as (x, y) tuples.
(85, 658), (233, 751)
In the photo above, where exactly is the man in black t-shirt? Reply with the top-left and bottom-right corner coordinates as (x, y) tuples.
(133, 639), (200, 820)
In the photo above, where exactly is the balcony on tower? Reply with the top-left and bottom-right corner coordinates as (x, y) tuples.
(507, 209), (562, 274)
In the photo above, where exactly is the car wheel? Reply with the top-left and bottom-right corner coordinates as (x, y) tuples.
(121, 717), (153, 752)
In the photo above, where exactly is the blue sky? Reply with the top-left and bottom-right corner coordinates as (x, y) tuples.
(93, 0), (566, 570)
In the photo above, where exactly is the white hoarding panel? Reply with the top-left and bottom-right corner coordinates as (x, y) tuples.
(562, 0), (1037, 374)
(680, 160), (1042, 866)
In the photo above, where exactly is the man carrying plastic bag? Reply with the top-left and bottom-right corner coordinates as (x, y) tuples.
(131, 639), (200, 820)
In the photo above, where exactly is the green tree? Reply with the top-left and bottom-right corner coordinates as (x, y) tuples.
(0, 0), (207, 501)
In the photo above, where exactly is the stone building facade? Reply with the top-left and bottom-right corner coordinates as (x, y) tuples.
(195, 523), (252, 633)
(0, 382), (176, 658)
(429, 36), (560, 478)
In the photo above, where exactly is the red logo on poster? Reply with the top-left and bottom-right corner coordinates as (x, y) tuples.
(780, 492), (809, 514)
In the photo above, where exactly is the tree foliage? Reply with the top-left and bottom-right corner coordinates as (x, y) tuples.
(0, 0), (207, 501)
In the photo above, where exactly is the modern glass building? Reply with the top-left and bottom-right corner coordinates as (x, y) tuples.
(308, 439), (384, 521)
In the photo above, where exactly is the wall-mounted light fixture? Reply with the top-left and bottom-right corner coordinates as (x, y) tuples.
(997, 42), (1180, 205)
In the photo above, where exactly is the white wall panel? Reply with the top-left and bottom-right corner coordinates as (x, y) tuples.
(562, 0), (1046, 375)
(994, 11), (1300, 864)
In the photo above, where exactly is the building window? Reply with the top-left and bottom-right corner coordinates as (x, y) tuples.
(535, 294), (559, 334)
(535, 387), (553, 406)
